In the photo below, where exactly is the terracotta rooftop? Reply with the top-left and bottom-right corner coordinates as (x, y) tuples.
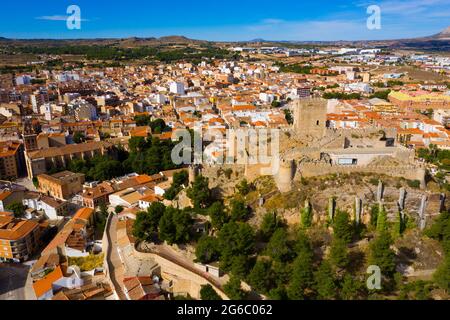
(32, 265), (64, 298)
(27, 141), (113, 160)
(0, 217), (39, 241)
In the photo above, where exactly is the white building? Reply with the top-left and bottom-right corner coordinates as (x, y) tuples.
(345, 83), (373, 93)
(55, 72), (80, 82)
(70, 100), (97, 121)
(170, 81), (185, 95)
(23, 195), (68, 220)
(15, 75), (33, 85)
(259, 93), (275, 104)
(40, 103), (53, 121)
(433, 110), (450, 127)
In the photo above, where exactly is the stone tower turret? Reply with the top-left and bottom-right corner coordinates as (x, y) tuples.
(274, 158), (295, 193)
(293, 98), (328, 138)
(188, 164), (199, 184)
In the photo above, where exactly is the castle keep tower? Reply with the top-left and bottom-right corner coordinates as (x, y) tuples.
(293, 98), (328, 138)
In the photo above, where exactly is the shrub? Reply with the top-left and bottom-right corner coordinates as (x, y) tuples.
(407, 180), (421, 189)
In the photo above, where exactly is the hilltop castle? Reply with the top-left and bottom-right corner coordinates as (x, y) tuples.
(244, 98), (426, 192)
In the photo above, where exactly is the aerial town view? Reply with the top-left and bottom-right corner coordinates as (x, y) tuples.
(0, 0), (449, 309)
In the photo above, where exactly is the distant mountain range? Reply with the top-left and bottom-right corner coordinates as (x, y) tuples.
(426, 26), (450, 40)
(0, 35), (206, 47)
(1, 27), (449, 51)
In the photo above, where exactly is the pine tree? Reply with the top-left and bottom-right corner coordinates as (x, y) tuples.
(370, 204), (379, 228)
(333, 210), (354, 244)
(340, 274), (364, 300)
(200, 284), (222, 300)
(301, 200), (313, 228)
(376, 204), (388, 233)
(266, 228), (293, 262)
(287, 233), (314, 300)
(259, 211), (281, 241)
(369, 231), (396, 278)
(433, 256), (450, 292)
(223, 276), (246, 300)
(195, 236), (220, 264)
(330, 238), (349, 270)
(186, 175), (212, 209)
(314, 260), (337, 300)
(248, 259), (275, 294)
(208, 202), (228, 230)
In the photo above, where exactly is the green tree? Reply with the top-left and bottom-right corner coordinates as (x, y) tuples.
(95, 203), (109, 235)
(88, 158), (124, 181)
(159, 207), (193, 245)
(150, 118), (167, 134)
(195, 236), (220, 264)
(208, 202), (228, 230)
(200, 284), (222, 300)
(236, 179), (251, 196)
(425, 211), (450, 254)
(223, 276), (246, 300)
(314, 260), (337, 300)
(133, 202), (166, 241)
(266, 228), (293, 262)
(247, 259), (275, 294)
(330, 238), (349, 270)
(147, 202), (166, 231)
(224, 168), (233, 179)
(73, 131), (86, 144)
(370, 204), (379, 228)
(32, 177), (39, 188)
(271, 100), (281, 108)
(187, 175), (212, 209)
(217, 222), (255, 271)
(6, 202), (25, 218)
(173, 170), (189, 186)
(369, 231), (396, 278)
(230, 199), (249, 222)
(259, 211), (282, 241)
(134, 114), (151, 127)
(272, 260), (292, 287)
(115, 205), (124, 214)
(340, 274), (364, 300)
(230, 255), (251, 279)
(425, 211), (450, 292)
(288, 231), (314, 300)
(295, 230), (313, 257)
(300, 200), (313, 228)
(376, 204), (389, 233)
(128, 137), (148, 153)
(268, 286), (288, 300)
(333, 210), (354, 244)
(433, 256), (450, 292)
(287, 251), (314, 300)
(133, 211), (154, 241)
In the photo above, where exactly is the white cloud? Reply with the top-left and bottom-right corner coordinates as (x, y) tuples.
(261, 19), (285, 25)
(35, 15), (89, 22)
(36, 15), (68, 21)
(356, 0), (450, 16)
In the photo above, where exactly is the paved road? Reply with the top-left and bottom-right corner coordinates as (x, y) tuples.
(104, 214), (127, 300)
(0, 263), (34, 300)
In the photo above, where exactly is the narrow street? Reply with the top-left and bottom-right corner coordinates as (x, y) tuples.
(104, 214), (127, 300)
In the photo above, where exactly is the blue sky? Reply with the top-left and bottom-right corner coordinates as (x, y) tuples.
(1, 0), (449, 41)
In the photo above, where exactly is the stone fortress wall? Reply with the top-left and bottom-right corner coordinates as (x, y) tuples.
(131, 248), (229, 300)
(298, 162), (426, 186)
(244, 98), (426, 192)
